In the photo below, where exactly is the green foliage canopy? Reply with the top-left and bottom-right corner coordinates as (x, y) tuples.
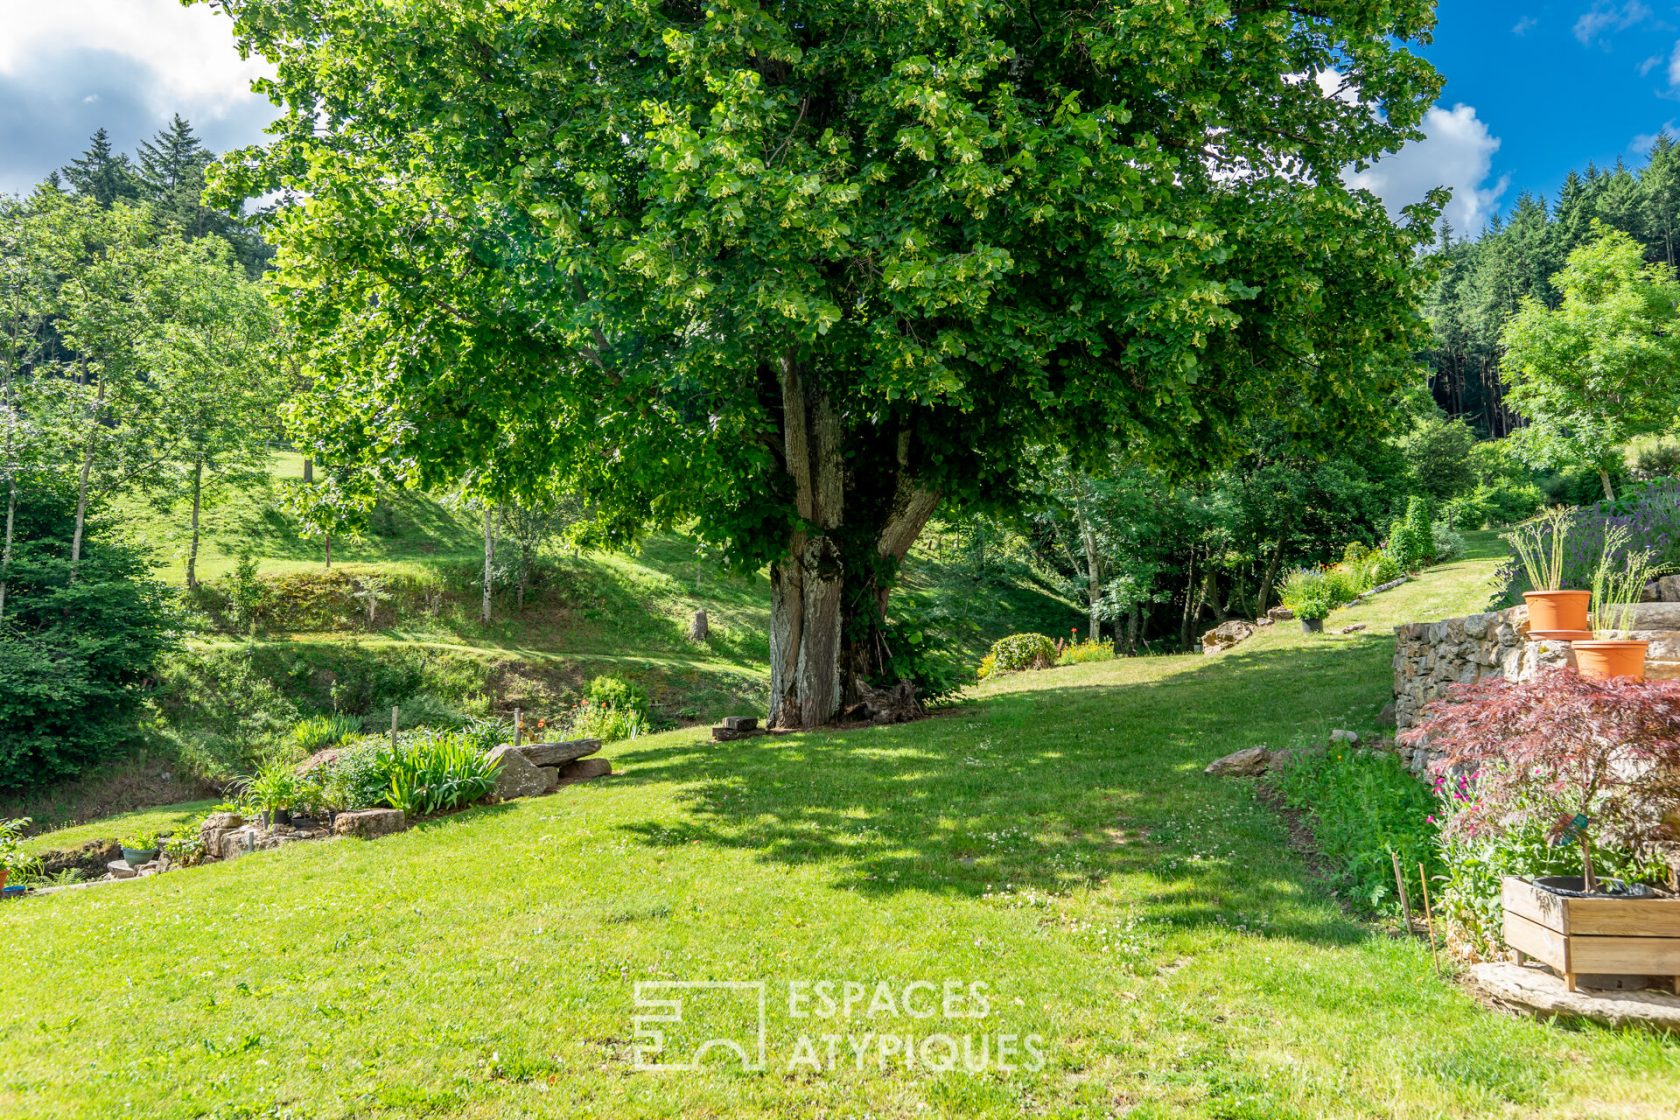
(211, 0), (1443, 723)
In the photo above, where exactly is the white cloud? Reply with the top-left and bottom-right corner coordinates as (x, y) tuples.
(1343, 104), (1508, 235)
(1574, 1), (1653, 46)
(1513, 16), (1539, 36)
(1668, 40), (1680, 90)
(0, 1), (268, 112)
(0, 1), (275, 194)
(1633, 122), (1679, 153)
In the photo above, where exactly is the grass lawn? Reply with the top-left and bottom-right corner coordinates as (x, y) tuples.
(5, 540), (1676, 1118)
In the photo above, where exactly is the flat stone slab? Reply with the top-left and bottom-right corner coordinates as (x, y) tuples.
(722, 716), (759, 731)
(1205, 746), (1273, 777)
(507, 739), (600, 767)
(1470, 962), (1680, 1032)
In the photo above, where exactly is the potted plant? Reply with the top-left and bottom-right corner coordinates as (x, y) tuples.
(1403, 670), (1680, 991)
(1575, 526), (1658, 681)
(0, 817), (34, 893)
(120, 832), (160, 868)
(1280, 569), (1332, 634)
(240, 761), (300, 828)
(1505, 508), (1590, 640)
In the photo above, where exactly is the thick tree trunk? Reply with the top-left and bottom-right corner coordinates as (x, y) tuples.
(768, 356), (845, 730)
(186, 457), (204, 590)
(1078, 508), (1101, 643)
(481, 507), (494, 625)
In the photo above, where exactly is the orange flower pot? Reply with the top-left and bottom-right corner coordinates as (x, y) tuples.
(1573, 640), (1649, 681)
(1524, 590), (1591, 641)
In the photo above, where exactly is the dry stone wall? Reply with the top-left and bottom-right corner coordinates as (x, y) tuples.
(1392, 602), (1680, 774)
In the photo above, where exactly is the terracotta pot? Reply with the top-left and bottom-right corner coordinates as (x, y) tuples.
(0, 868), (7, 891)
(1573, 639), (1648, 681)
(1524, 590), (1591, 640)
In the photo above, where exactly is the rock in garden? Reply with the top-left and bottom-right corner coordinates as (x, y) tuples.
(1267, 605), (1295, 622)
(1204, 746), (1273, 777)
(331, 809), (407, 839)
(1254, 616), (1274, 628)
(1338, 624), (1367, 634)
(1201, 620), (1256, 655)
(1329, 729), (1359, 745)
(510, 739), (601, 767)
(723, 716), (759, 731)
(1376, 701), (1398, 728)
(488, 744), (558, 799)
(1470, 962), (1680, 1031)
(556, 758), (612, 785)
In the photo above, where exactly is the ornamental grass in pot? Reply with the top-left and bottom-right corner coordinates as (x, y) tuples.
(1506, 508), (1590, 640)
(1575, 526), (1658, 682)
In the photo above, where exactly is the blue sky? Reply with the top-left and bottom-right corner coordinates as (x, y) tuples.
(0, 2), (1676, 237)
(1417, 1), (1680, 220)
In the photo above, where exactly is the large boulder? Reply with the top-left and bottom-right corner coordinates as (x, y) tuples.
(332, 809), (407, 839)
(1201, 620), (1256, 656)
(1204, 746), (1274, 777)
(1267, 605), (1295, 622)
(507, 739), (600, 768)
(488, 744), (558, 800)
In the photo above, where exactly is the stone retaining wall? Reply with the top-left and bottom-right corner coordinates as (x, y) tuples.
(1392, 603), (1680, 775)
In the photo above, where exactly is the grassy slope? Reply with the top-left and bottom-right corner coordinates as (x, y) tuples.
(6, 536), (1678, 1118)
(120, 453), (1078, 731)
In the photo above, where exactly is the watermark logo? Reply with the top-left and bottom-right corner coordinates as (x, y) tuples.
(630, 979), (1043, 1075)
(631, 981), (768, 1072)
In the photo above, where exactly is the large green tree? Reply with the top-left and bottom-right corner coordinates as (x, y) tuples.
(211, 0), (1442, 727)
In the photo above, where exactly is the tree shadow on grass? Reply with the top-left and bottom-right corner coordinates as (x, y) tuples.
(609, 633), (1403, 947)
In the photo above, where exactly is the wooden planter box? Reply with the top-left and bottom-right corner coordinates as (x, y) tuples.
(1502, 876), (1680, 993)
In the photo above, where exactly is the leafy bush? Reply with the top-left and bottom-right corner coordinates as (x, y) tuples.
(150, 649), (303, 783)
(1430, 523), (1465, 563)
(315, 739), (390, 812)
(1433, 783), (1666, 956)
(0, 486), (178, 792)
(1402, 669), (1680, 892)
(377, 729), (500, 815)
(238, 760), (302, 813)
(1279, 569), (1334, 621)
(1271, 747), (1441, 915)
(1635, 440), (1680, 480)
(586, 675), (648, 715)
(564, 700), (649, 743)
(291, 714), (363, 753)
(0, 817), (38, 878)
(1341, 541), (1371, 566)
(980, 633), (1058, 677)
(1058, 638), (1117, 666)
(1321, 566), (1362, 607)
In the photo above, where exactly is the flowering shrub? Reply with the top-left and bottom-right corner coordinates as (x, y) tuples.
(1401, 669), (1680, 891)
(1497, 479), (1680, 602)
(1057, 638), (1117, 666)
(978, 633), (1057, 679)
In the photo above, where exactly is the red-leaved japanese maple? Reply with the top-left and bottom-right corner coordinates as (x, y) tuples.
(1400, 668), (1680, 891)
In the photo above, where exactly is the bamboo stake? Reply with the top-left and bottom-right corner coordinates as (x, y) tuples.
(514, 707), (523, 745)
(391, 705), (400, 752)
(1418, 862), (1440, 973)
(1391, 850), (1413, 933)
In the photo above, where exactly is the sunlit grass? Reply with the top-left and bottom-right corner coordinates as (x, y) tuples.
(4, 541), (1676, 1118)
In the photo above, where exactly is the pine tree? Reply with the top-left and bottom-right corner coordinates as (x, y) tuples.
(137, 115), (214, 237)
(60, 129), (141, 207)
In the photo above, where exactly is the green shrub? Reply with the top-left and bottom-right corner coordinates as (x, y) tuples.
(1271, 747), (1440, 915)
(377, 729), (500, 816)
(565, 700), (649, 743)
(1279, 570), (1333, 621)
(238, 760), (302, 813)
(586, 675), (649, 715)
(290, 714), (363, 753)
(1341, 541), (1371, 566)
(316, 738), (390, 812)
(981, 633), (1058, 677)
(0, 817), (38, 879)
(150, 649), (303, 783)
(1363, 550), (1402, 586)
(1321, 566), (1362, 606)
(0, 486), (178, 793)
(1636, 440), (1680, 480)
(1057, 638), (1117, 666)
(1430, 523), (1465, 563)
(1432, 782), (1668, 956)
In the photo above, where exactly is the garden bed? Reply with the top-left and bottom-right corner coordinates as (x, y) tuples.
(1503, 876), (1680, 993)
